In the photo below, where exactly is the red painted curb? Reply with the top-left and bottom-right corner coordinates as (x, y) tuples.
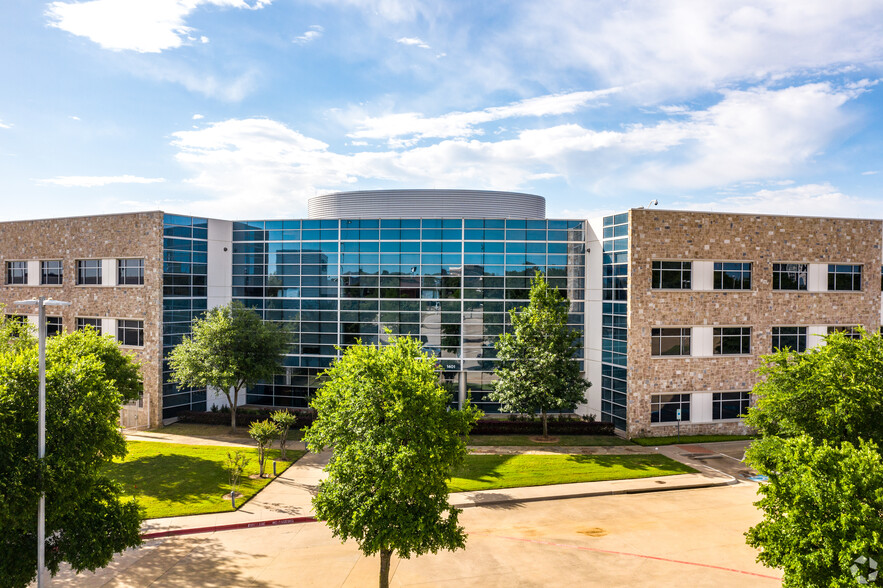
(141, 516), (317, 540)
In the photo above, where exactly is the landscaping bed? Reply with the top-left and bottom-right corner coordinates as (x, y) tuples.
(468, 434), (631, 447)
(631, 434), (756, 446)
(448, 454), (696, 492)
(104, 441), (304, 519)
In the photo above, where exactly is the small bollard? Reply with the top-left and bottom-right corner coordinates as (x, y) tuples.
(231, 493), (236, 509)
(273, 460), (277, 476)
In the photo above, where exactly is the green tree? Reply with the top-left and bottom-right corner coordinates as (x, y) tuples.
(490, 271), (590, 438)
(745, 329), (883, 587)
(271, 410), (297, 460)
(168, 301), (291, 430)
(0, 328), (143, 587)
(248, 419), (279, 477)
(304, 335), (481, 588)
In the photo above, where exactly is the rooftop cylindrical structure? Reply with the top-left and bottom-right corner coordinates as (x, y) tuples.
(308, 189), (546, 219)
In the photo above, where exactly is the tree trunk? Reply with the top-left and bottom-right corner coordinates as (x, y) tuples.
(379, 548), (392, 588)
(231, 387), (238, 432)
(542, 409), (548, 439)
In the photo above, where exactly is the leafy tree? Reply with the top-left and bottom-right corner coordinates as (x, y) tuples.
(168, 301), (292, 430)
(0, 328), (143, 587)
(490, 271), (590, 438)
(304, 335), (481, 588)
(745, 329), (883, 587)
(225, 450), (250, 502)
(271, 410), (297, 460)
(248, 419), (279, 477)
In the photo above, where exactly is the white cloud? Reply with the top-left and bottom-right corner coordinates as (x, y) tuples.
(69, 115), (81, 121)
(862, 170), (878, 175)
(36, 175), (167, 187)
(349, 88), (620, 144)
(192, 114), (204, 120)
(396, 37), (430, 49)
(138, 61), (259, 101)
(46, 0), (272, 53)
(0, 119), (11, 129)
(678, 183), (883, 219)
(294, 25), (324, 45)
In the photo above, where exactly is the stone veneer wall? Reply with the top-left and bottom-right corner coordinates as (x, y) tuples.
(627, 209), (882, 438)
(0, 211), (164, 428)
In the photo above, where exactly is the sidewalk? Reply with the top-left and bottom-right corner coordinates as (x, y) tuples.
(138, 438), (741, 537)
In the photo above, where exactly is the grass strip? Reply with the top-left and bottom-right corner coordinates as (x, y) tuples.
(104, 441), (304, 519)
(448, 454), (696, 492)
(631, 434), (756, 446)
(468, 434), (632, 447)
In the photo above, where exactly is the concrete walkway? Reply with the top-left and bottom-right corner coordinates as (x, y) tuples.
(134, 431), (747, 537)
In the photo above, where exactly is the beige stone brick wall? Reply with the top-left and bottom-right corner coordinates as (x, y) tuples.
(0, 211), (164, 428)
(627, 209), (882, 438)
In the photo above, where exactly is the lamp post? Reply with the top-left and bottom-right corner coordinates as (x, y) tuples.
(15, 297), (70, 588)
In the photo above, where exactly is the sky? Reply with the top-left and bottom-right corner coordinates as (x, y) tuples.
(1, 0), (882, 222)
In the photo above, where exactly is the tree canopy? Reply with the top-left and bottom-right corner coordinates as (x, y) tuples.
(304, 334), (481, 588)
(168, 301), (292, 429)
(745, 329), (883, 587)
(490, 271), (590, 437)
(0, 326), (143, 587)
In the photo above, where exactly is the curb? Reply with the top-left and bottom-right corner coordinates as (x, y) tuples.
(142, 515), (317, 540)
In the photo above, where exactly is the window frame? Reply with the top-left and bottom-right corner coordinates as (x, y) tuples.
(118, 258), (145, 286)
(651, 260), (692, 290)
(651, 327), (691, 357)
(117, 319), (144, 347)
(771, 326), (807, 353)
(76, 259), (103, 285)
(827, 325), (861, 340)
(45, 316), (63, 337)
(827, 264), (862, 291)
(6, 261), (28, 285)
(40, 260), (63, 285)
(772, 263), (807, 291)
(651, 393), (691, 423)
(713, 326), (752, 355)
(713, 262), (752, 290)
(76, 317), (103, 334)
(712, 391), (750, 420)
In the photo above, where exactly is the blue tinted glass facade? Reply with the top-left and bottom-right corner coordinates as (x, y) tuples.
(162, 214), (208, 418)
(601, 213), (628, 430)
(231, 218), (586, 414)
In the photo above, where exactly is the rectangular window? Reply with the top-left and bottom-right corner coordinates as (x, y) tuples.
(713, 327), (751, 355)
(46, 316), (63, 337)
(771, 326), (807, 352)
(40, 260), (63, 285)
(6, 261), (27, 284)
(772, 263), (807, 290)
(76, 317), (102, 334)
(827, 326), (861, 340)
(77, 260), (102, 285)
(651, 261), (691, 289)
(651, 328), (691, 356)
(651, 394), (691, 423)
(828, 264), (862, 291)
(118, 258), (145, 285)
(117, 319), (144, 347)
(714, 262), (752, 290)
(712, 391), (750, 420)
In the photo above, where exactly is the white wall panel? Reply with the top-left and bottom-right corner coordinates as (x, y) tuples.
(693, 261), (714, 290)
(692, 326), (714, 356)
(808, 263), (826, 292)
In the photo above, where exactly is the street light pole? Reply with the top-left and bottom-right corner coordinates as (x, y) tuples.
(15, 296), (70, 588)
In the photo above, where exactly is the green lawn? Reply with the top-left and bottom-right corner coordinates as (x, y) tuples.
(631, 434), (756, 446)
(448, 454), (696, 492)
(468, 434), (632, 447)
(104, 441), (304, 519)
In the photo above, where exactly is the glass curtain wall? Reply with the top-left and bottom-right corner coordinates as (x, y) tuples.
(601, 213), (628, 430)
(232, 218), (586, 414)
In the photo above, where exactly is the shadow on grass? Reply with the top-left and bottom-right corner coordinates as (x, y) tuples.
(451, 455), (517, 485)
(564, 454), (695, 474)
(106, 454), (228, 504)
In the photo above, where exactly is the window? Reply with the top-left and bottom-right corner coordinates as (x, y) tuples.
(828, 264), (861, 291)
(76, 317), (102, 334)
(6, 261), (27, 284)
(827, 326), (861, 340)
(712, 391), (750, 420)
(652, 261), (691, 289)
(651, 328), (691, 356)
(714, 262), (751, 290)
(46, 316), (63, 337)
(772, 263), (807, 290)
(117, 319), (144, 347)
(39, 260), (63, 285)
(651, 394), (691, 423)
(772, 326), (807, 352)
(713, 327), (751, 355)
(77, 260), (102, 285)
(118, 258), (144, 285)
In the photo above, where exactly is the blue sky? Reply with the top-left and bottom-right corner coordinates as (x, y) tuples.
(1, 0), (882, 221)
